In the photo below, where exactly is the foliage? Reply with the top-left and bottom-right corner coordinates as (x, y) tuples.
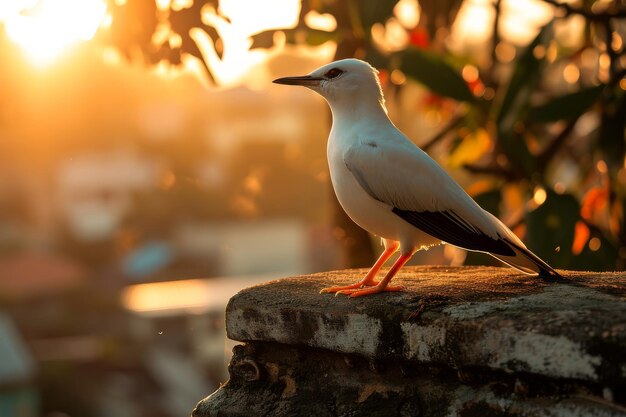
(400, 48), (474, 102)
(105, 0), (626, 271)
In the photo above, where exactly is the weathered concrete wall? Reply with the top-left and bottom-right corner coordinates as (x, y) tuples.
(193, 266), (626, 417)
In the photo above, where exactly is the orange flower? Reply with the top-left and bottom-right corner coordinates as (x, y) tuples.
(580, 186), (609, 221)
(572, 221), (590, 255)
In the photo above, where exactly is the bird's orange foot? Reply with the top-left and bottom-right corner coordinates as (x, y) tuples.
(319, 281), (379, 294)
(336, 284), (404, 298)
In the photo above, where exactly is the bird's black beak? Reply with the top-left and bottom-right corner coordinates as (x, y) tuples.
(272, 75), (323, 86)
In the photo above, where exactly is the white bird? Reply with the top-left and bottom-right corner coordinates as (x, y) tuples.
(273, 59), (559, 297)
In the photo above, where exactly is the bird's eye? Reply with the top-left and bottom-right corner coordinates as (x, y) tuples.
(325, 68), (343, 79)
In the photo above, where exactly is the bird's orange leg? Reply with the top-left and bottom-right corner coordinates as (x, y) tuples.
(337, 252), (412, 297)
(320, 241), (399, 294)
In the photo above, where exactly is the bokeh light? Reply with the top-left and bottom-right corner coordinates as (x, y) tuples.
(0, 1), (624, 416)
(3, 0), (107, 66)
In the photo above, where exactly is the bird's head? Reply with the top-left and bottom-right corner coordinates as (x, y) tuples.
(273, 59), (385, 110)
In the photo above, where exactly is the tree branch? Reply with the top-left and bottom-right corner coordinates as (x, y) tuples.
(540, 0), (626, 21)
(537, 115), (581, 171)
(421, 112), (464, 153)
(462, 162), (520, 181)
(604, 19), (619, 80)
(487, 0), (502, 90)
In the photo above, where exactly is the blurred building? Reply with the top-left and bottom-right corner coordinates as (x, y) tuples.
(0, 314), (38, 417)
(57, 148), (162, 242)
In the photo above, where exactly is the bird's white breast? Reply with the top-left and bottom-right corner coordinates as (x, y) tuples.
(327, 127), (439, 251)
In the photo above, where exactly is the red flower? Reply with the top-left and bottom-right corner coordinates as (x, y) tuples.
(409, 28), (429, 49)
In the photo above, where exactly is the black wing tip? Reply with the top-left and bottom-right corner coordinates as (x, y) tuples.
(538, 267), (564, 281)
(392, 208), (516, 257)
(506, 239), (562, 280)
(392, 208), (564, 280)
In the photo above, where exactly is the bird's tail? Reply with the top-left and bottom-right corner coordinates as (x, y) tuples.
(491, 239), (561, 278)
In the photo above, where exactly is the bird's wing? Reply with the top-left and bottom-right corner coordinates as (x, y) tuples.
(343, 139), (518, 256)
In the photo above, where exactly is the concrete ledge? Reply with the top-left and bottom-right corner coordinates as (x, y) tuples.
(226, 266), (626, 383)
(194, 266), (626, 416)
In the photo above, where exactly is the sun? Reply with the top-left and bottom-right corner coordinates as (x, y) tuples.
(2, 0), (107, 66)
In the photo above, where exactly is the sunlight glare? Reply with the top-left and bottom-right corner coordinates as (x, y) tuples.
(500, 0), (553, 45)
(451, 0), (555, 52)
(122, 279), (212, 313)
(219, 0), (300, 37)
(3, 0), (107, 66)
(156, 0), (171, 12)
(451, 0), (494, 45)
(533, 187), (547, 206)
(394, 0), (420, 29)
(172, 0), (193, 12)
(194, 0), (302, 86)
(371, 18), (409, 53)
(563, 63), (580, 84)
(304, 11), (337, 32)
(0, 1), (36, 21)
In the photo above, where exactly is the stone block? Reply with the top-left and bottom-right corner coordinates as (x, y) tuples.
(193, 266), (626, 417)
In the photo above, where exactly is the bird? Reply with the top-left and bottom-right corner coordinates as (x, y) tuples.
(273, 58), (560, 297)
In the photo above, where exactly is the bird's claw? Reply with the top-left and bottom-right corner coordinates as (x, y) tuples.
(335, 285), (404, 298)
(319, 286), (352, 294)
(320, 281), (378, 295)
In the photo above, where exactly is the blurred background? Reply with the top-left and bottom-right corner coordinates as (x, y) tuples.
(0, 0), (624, 416)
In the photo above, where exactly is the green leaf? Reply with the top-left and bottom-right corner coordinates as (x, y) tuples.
(464, 189), (502, 267)
(473, 189), (502, 217)
(498, 131), (537, 177)
(598, 93), (626, 169)
(357, 0), (398, 28)
(250, 31), (275, 49)
(569, 234), (618, 271)
(525, 190), (579, 267)
(448, 129), (491, 168)
(305, 29), (338, 46)
(494, 25), (552, 177)
(363, 46), (390, 70)
(496, 24), (552, 127)
(529, 85), (605, 122)
(400, 48), (474, 102)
